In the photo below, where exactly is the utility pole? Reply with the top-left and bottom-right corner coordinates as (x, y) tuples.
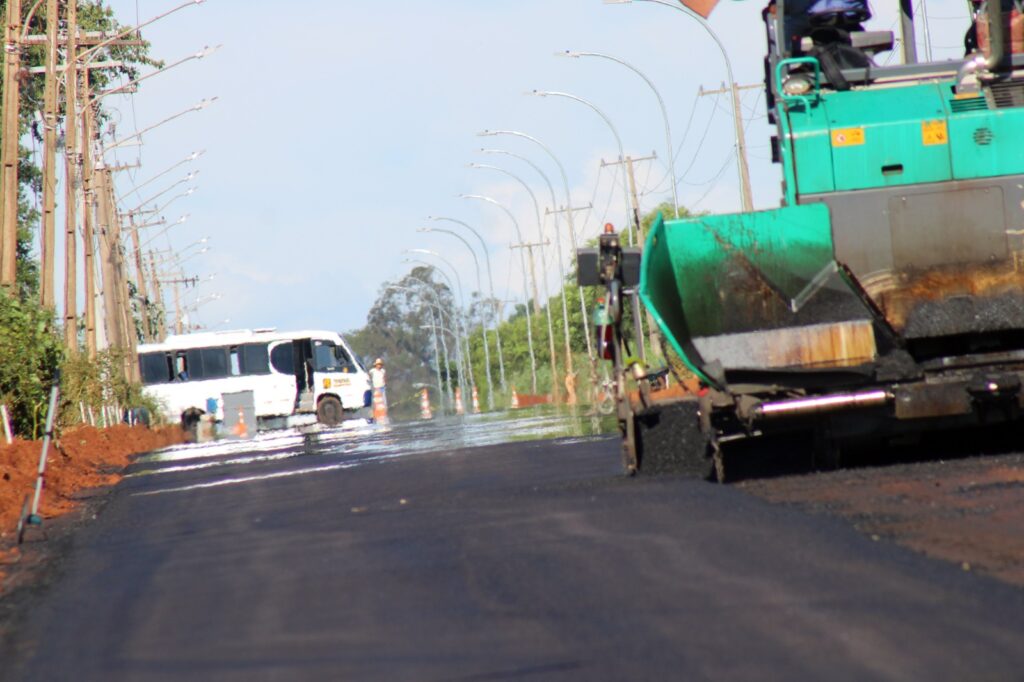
(81, 68), (97, 357)
(63, 0), (79, 350)
(512, 238), (558, 400)
(39, 0), (59, 307)
(126, 214), (151, 341)
(149, 251), (166, 341)
(699, 82), (759, 212)
(0, 0), (23, 290)
(601, 153), (663, 361)
(110, 171), (138, 379)
(546, 201), (595, 408)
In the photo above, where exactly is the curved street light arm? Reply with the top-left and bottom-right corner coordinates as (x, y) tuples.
(558, 50), (679, 217)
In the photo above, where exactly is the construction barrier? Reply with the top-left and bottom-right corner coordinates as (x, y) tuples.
(233, 407), (248, 438)
(420, 388), (433, 420)
(510, 387), (520, 409)
(373, 387), (390, 424)
(471, 386), (481, 414)
(454, 387), (465, 415)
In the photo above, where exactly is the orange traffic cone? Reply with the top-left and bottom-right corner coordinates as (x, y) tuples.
(233, 408), (248, 438)
(510, 386), (520, 409)
(471, 386), (481, 414)
(372, 387), (390, 424)
(454, 387), (465, 415)
(420, 388), (433, 420)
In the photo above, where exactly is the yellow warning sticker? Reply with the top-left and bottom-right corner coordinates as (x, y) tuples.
(922, 120), (949, 146)
(831, 127), (865, 147)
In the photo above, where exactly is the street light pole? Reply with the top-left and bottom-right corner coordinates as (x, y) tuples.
(407, 268), (464, 406)
(479, 149), (579, 388)
(530, 90), (634, 245)
(477, 131), (596, 370)
(558, 50), (679, 219)
(417, 226), (495, 411)
(386, 284), (450, 411)
(529, 90), (648, 363)
(460, 194), (539, 394)
(406, 249), (477, 398)
(468, 163), (560, 403)
(605, 0), (753, 211)
(427, 216), (507, 392)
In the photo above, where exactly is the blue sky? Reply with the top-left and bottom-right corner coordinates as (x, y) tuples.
(94, 0), (973, 335)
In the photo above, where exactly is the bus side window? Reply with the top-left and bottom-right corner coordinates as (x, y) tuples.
(313, 341), (336, 371)
(333, 344), (356, 372)
(230, 347), (241, 376)
(139, 352), (172, 384)
(270, 342), (294, 375)
(241, 343), (270, 375)
(175, 353), (189, 381)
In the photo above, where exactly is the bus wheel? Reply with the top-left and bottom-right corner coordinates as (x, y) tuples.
(317, 396), (344, 426)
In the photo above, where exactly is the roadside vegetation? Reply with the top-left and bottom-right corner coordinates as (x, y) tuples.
(0, 1), (159, 439)
(348, 202), (697, 417)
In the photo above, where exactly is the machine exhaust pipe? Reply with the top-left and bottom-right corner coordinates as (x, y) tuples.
(986, 0), (1006, 70)
(957, 0), (1006, 93)
(751, 389), (893, 421)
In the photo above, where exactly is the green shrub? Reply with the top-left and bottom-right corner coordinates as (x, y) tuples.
(0, 290), (63, 437)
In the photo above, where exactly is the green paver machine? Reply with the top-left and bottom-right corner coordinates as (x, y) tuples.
(580, 0), (1024, 477)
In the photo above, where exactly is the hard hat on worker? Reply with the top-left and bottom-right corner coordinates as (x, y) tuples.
(374, 358), (383, 367)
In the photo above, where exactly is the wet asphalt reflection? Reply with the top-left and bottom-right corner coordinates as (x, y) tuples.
(126, 408), (618, 497)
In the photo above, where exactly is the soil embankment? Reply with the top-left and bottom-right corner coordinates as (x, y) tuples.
(0, 425), (186, 586)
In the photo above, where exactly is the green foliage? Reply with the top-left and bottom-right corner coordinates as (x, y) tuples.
(0, 0), (158, 300)
(60, 348), (163, 427)
(0, 289), (63, 437)
(347, 203), (699, 411)
(0, 2), (159, 435)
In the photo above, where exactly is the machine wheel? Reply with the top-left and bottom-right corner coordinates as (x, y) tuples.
(317, 396), (344, 426)
(633, 399), (715, 479)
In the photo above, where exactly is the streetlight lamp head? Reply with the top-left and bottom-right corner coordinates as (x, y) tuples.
(476, 130), (496, 137)
(196, 44), (222, 59)
(556, 50), (581, 58)
(416, 227), (431, 233)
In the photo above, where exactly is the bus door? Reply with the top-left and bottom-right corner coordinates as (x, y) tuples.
(310, 339), (364, 409)
(269, 341), (306, 414)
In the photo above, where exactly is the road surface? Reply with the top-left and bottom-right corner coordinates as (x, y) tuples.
(4, 410), (1024, 681)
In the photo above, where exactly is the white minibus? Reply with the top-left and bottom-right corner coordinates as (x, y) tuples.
(137, 328), (372, 428)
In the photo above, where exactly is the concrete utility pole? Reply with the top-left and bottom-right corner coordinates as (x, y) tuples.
(511, 238), (556, 397)
(427, 216), (508, 392)
(39, 0), (59, 308)
(63, 0), (79, 350)
(0, 0), (23, 290)
(148, 251), (166, 341)
(126, 214), (151, 341)
(81, 68), (98, 356)
(698, 82), (759, 212)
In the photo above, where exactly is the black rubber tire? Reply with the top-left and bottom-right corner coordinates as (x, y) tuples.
(317, 396), (344, 426)
(633, 399), (715, 479)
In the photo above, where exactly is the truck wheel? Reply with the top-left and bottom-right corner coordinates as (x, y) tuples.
(633, 399), (715, 479)
(317, 396), (344, 426)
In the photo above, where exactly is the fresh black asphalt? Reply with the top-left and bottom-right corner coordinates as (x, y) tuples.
(4, 416), (1024, 681)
